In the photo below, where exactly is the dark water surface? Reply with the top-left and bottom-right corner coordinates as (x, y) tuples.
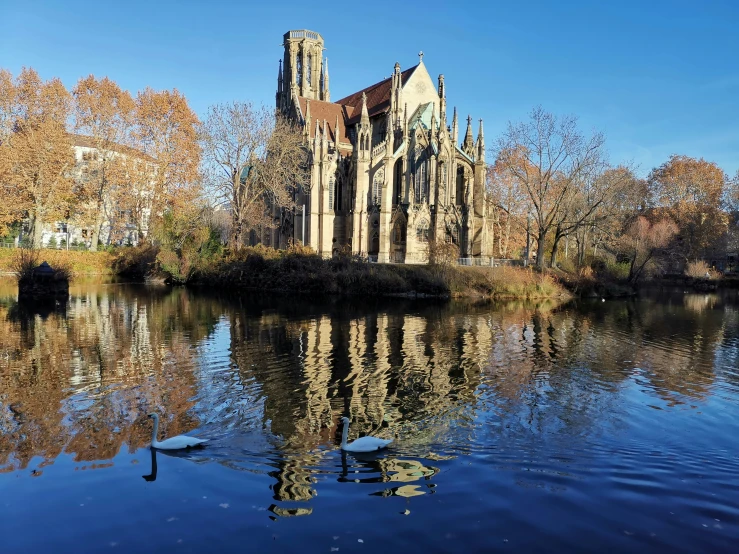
(1, 279), (738, 553)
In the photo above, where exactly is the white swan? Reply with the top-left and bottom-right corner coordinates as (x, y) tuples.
(148, 413), (208, 450)
(340, 417), (392, 452)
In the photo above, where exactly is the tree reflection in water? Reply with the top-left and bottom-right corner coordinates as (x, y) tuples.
(1, 280), (739, 517)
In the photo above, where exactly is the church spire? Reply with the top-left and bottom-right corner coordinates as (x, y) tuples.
(438, 74), (446, 131)
(477, 118), (485, 161)
(303, 99), (312, 139)
(360, 91), (369, 124)
(276, 59), (284, 109)
(451, 107), (458, 144)
(463, 115), (474, 156)
(322, 58), (330, 101)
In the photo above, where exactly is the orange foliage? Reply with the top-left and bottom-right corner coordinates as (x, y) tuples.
(0, 68), (77, 245)
(648, 155), (729, 258)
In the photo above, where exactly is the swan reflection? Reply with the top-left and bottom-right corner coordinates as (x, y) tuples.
(142, 448), (158, 482)
(141, 447), (204, 483)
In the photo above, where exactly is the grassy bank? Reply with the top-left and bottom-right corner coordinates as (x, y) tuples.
(0, 246), (570, 300)
(192, 248), (569, 300)
(0, 248), (115, 275)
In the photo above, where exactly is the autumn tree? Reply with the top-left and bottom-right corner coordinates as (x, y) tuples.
(648, 155), (728, 260)
(130, 88), (201, 240)
(725, 170), (739, 259)
(0, 69), (15, 225)
(619, 216), (678, 282)
(0, 68), (77, 246)
(486, 154), (529, 258)
(565, 166), (643, 266)
(725, 170), (739, 213)
(72, 75), (135, 249)
(495, 107), (611, 269)
(199, 102), (307, 248)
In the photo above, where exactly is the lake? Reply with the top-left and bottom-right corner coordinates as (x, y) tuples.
(1, 278), (738, 553)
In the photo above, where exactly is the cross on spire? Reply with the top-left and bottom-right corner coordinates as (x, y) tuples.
(418, 51), (424, 61)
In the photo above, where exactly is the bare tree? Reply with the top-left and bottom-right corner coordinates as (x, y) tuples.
(495, 107), (608, 269)
(552, 166), (638, 267)
(619, 216), (678, 282)
(199, 102), (307, 248)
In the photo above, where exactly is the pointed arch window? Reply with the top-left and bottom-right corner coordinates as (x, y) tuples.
(413, 147), (428, 204)
(441, 162), (448, 203)
(369, 231), (379, 255)
(392, 220), (406, 244)
(296, 55), (303, 84)
(416, 219), (430, 243)
(328, 177), (335, 210)
(372, 170), (384, 206)
(306, 54), (312, 85)
(393, 158), (403, 206)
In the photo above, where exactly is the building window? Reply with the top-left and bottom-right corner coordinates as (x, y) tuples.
(413, 147), (428, 204)
(441, 162), (448, 203)
(307, 54), (312, 86)
(392, 221), (406, 244)
(416, 220), (429, 243)
(456, 167), (466, 205)
(446, 226), (459, 245)
(372, 170), (384, 206)
(369, 231), (379, 255)
(296, 56), (302, 84)
(328, 177), (335, 210)
(393, 159), (403, 206)
(55, 222), (68, 233)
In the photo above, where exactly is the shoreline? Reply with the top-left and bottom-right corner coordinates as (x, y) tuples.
(3, 248), (737, 300)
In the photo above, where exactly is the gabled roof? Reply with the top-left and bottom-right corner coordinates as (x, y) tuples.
(408, 102), (435, 131)
(296, 97), (354, 145)
(337, 65), (419, 124)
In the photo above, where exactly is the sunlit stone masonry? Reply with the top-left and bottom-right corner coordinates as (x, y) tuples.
(273, 29), (490, 263)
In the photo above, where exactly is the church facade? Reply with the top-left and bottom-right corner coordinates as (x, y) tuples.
(275, 29), (490, 263)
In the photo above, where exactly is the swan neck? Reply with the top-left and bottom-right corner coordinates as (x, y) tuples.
(341, 420), (349, 448)
(151, 415), (159, 446)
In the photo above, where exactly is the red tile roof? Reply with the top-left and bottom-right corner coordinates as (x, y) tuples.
(296, 97), (354, 145)
(295, 64), (418, 155)
(336, 65), (418, 124)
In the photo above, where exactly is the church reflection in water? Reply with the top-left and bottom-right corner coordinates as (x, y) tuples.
(1, 280), (737, 514)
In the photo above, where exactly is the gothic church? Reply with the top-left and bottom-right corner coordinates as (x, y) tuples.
(275, 29), (489, 263)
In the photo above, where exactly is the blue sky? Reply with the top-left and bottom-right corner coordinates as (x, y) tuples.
(1, 0), (737, 176)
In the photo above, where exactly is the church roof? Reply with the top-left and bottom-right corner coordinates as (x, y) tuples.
(337, 65), (418, 124)
(409, 102), (435, 131)
(296, 97), (354, 151)
(294, 64), (419, 152)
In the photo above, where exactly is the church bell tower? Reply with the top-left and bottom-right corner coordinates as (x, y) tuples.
(277, 30), (329, 111)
